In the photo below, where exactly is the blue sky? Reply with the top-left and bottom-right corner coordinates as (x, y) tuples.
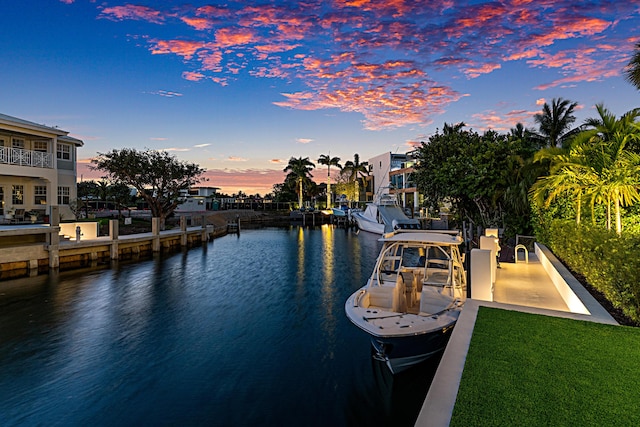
(1, 0), (639, 195)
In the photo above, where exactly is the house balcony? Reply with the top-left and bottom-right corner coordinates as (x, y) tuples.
(0, 146), (53, 169)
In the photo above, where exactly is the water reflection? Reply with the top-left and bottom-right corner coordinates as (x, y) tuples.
(0, 226), (435, 426)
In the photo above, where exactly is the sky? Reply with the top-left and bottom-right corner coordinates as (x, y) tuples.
(1, 1), (640, 195)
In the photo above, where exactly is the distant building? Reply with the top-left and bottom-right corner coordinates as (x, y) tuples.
(367, 151), (422, 213)
(176, 186), (221, 212)
(0, 113), (83, 221)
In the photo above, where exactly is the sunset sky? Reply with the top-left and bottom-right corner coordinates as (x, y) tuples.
(2, 1), (640, 195)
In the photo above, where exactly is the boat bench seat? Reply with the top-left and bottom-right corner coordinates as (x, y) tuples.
(366, 283), (401, 312)
(423, 269), (450, 286)
(420, 286), (454, 315)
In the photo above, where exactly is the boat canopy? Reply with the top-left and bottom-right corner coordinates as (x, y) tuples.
(379, 230), (462, 246)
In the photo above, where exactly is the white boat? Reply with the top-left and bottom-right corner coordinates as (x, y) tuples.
(332, 206), (348, 217)
(352, 192), (421, 234)
(345, 229), (467, 374)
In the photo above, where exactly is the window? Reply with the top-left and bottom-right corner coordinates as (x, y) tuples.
(12, 185), (24, 205)
(57, 143), (71, 160)
(0, 186), (4, 215)
(12, 138), (25, 149)
(34, 186), (47, 204)
(58, 186), (70, 205)
(33, 141), (48, 152)
(0, 138), (5, 147)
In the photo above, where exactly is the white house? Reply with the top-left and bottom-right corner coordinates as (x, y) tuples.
(368, 151), (422, 213)
(0, 113), (83, 222)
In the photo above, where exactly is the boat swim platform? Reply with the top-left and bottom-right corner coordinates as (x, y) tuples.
(414, 243), (617, 427)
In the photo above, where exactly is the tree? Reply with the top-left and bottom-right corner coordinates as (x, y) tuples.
(576, 104), (640, 234)
(109, 182), (134, 219)
(413, 124), (525, 232)
(533, 98), (580, 148)
(96, 180), (110, 203)
(283, 157), (315, 208)
(624, 42), (640, 91)
(91, 148), (206, 226)
(342, 153), (369, 206)
(317, 154), (341, 208)
(532, 104), (640, 235)
(77, 180), (99, 218)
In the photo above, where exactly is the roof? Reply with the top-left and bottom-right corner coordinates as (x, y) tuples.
(58, 134), (84, 147)
(0, 112), (69, 136)
(380, 230), (463, 246)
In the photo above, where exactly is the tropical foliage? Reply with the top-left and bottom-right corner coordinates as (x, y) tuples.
(317, 154), (341, 207)
(281, 156), (316, 208)
(624, 41), (640, 91)
(413, 123), (539, 235)
(533, 97), (581, 148)
(545, 221), (640, 323)
(531, 104), (640, 235)
(341, 153), (369, 206)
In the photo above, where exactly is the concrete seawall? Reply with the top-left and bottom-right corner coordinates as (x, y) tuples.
(0, 210), (270, 280)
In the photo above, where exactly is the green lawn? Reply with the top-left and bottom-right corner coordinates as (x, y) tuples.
(450, 307), (640, 426)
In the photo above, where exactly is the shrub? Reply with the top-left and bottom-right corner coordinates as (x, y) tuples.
(545, 220), (640, 323)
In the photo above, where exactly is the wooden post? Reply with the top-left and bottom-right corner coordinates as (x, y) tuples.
(110, 219), (119, 259)
(48, 206), (60, 269)
(152, 218), (161, 252)
(180, 215), (188, 246)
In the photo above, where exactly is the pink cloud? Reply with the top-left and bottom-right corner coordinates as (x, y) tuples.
(181, 17), (214, 31)
(182, 71), (205, 81)
(100, 5), (165, 25)
(92, 0), (636, 130)
(150, 40), (206, 60)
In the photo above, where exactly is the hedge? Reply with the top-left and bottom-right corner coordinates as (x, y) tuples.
(544, 220), (640, 323)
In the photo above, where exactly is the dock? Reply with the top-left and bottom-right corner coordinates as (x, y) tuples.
(414, 243), (617, 427)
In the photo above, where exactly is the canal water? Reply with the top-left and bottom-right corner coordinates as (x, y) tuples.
(0, 226), (440, 426)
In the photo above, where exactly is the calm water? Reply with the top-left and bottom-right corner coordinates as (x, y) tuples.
(0, 226), (440, 426)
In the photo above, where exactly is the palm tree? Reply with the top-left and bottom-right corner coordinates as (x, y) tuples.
(533, 98), (580, 148)
(533, 104), (640, 234)
(442, 121), (466, 135)
(317, 154), (341, 208)
(283, 157), (315, 208)
(624, 42), (640, 90)
(342, 153), (369, 206)
(576, 104), (640, 234)
(530, 145), (598, 226)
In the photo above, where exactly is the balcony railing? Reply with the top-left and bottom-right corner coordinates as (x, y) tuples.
(0, 146), (53, 168)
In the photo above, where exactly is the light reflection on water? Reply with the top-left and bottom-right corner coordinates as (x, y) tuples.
(0, 226), (440, 426)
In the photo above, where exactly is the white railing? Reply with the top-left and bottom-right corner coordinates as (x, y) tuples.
(0, 146), (53, 168)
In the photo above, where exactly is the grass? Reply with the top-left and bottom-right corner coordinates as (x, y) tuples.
(450, 307), (640, 426)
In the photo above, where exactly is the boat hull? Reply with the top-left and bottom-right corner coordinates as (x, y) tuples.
(370, 324), (454, 374)
(352, 211), (385, 234)
(331, 207), (347, 217)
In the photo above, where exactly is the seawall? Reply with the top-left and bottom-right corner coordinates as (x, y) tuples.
(0, 210), (274, 280)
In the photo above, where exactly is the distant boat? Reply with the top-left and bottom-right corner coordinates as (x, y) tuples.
(345, 229), (467, 374)
(352, 191), (420, 234)
(332, 206), (348, 217)
(331, 194), (351, 217)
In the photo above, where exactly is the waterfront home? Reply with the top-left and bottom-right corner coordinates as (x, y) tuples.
(0, 113), (83, 223)
(367, 150), (421, 215)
